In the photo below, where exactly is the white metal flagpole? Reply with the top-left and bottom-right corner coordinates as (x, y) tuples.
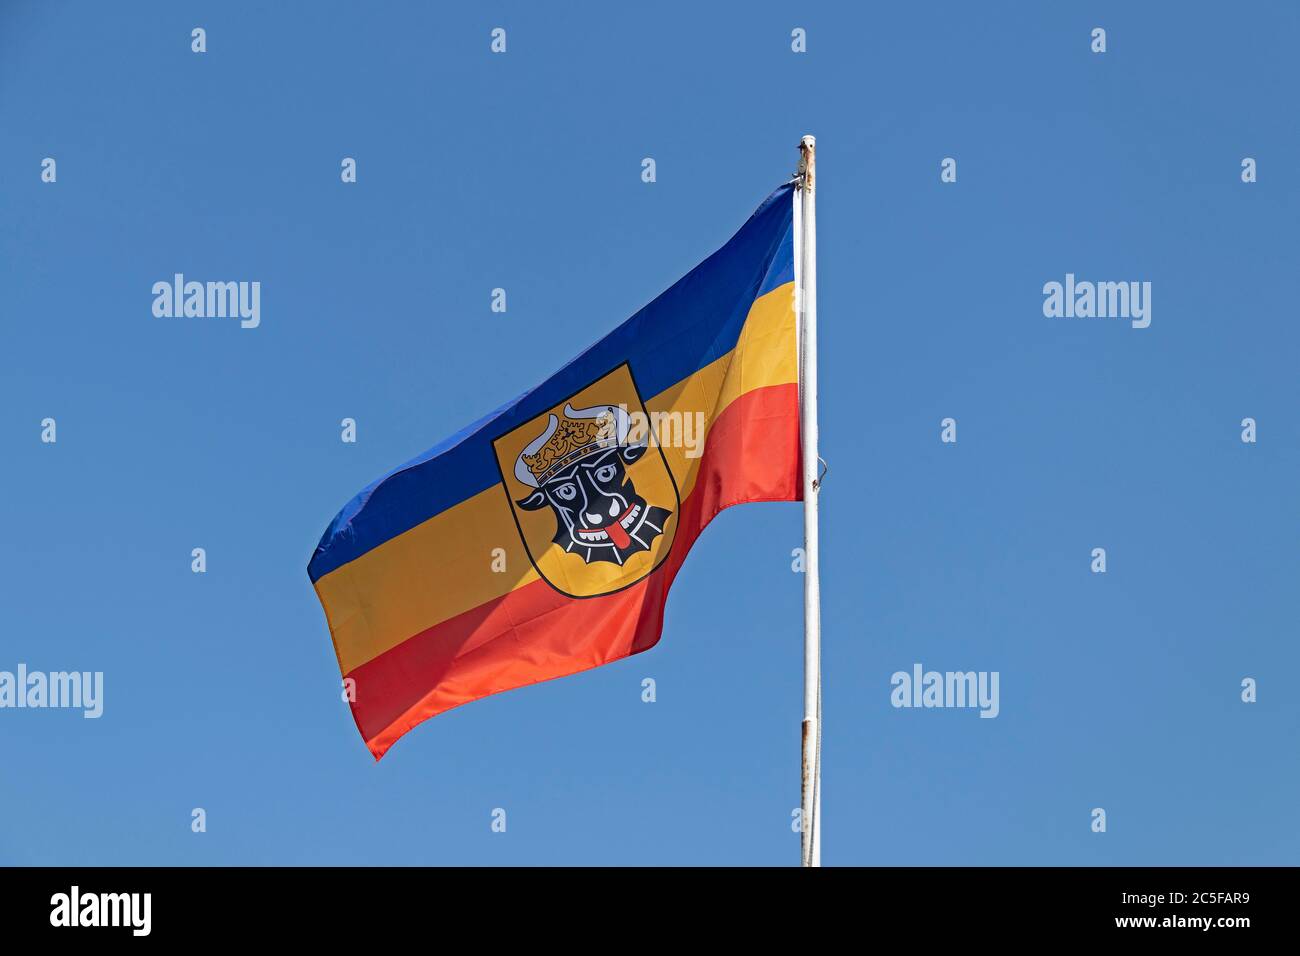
(796, 135), (821, 868)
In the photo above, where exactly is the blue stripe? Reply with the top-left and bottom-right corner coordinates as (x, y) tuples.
(309, 183), (795, 582)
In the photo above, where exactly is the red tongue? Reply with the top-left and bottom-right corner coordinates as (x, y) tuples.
(604, 519), (632, 550)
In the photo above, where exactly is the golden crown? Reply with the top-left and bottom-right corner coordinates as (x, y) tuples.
(522, 409), (616, 480)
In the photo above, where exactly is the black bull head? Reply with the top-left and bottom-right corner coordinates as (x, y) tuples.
(517, 444), (671, 566)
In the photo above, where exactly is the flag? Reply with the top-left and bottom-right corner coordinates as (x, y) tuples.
(308, 184), (801, 759)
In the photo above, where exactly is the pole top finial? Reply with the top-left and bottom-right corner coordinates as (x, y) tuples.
(797, 136), (815, 191)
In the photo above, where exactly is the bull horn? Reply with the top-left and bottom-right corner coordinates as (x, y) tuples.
(564, 401), (632, 445)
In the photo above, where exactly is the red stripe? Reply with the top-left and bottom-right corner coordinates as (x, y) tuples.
(348, 382), (801, 759)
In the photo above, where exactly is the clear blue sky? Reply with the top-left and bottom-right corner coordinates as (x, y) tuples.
(2, 1), (1297, 865)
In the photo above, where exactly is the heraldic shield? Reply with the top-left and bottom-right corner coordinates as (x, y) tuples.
(492, 363), (681, 599)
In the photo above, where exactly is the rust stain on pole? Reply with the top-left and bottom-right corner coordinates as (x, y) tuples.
(800, 717), (812, 864)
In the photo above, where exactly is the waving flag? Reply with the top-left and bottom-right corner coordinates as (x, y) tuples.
(309, 184), (801, 759)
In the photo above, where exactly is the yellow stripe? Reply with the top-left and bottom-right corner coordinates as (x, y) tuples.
(651, 280), (797, 501)
(317, 280), (796, 675)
